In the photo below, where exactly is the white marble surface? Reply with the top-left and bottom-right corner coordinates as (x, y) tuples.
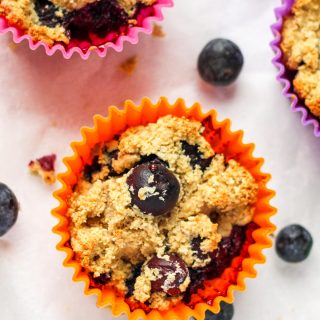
(0, 0), (319, 319)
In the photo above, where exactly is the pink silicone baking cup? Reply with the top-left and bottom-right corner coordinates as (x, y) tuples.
(52, 97), (276, 319)
(0, 0), (173, 59)
(271, 0), (320, 137)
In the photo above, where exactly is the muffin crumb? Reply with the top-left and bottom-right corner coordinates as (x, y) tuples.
(7, 41), (17, 50)
(152, 24), (165, 37)
(28, 154), (57, 185)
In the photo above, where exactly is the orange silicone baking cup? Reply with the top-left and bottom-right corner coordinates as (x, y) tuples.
(52, 97), (276, 320)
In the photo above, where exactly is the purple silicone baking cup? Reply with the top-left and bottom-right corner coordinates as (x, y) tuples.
(0, 0), (173, 59)
(270, 0), (320, 137)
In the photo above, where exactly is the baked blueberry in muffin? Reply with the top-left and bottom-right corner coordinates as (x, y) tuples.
(67, 115), (258, 311)
(0, 0), (156, 47)
(281, 0), (320, 118)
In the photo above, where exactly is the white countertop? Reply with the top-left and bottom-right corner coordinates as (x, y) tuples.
(0, 0), (319, 319)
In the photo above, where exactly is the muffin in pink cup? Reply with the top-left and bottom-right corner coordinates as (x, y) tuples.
(271, 0), (320, 137)
(0, 0), (173, 59)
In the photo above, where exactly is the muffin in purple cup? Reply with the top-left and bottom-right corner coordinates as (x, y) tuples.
(271, 0), (320, 136)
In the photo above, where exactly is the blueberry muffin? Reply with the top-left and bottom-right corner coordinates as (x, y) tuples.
(0, 0), (156, 46)
(281, 0), (320, 118)
(67, 115), (258, 311)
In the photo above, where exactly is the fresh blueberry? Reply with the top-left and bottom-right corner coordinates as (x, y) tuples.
(127, 160), (180, 216)
(0, 183), (19, 236)
(198, 38), (244, 86)
(276, 224), (313, 263)
(205, 302), (234, 320)
(147, 254), (189, 296)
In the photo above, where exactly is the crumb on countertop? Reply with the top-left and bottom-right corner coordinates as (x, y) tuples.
(152, 24), (165, 37)
(7, 41), (17, 50)
(120, 55), (138, 74)
(28, 154), (57, 185)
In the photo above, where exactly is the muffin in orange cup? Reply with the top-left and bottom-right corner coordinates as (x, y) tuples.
(52, 97), (276, 319)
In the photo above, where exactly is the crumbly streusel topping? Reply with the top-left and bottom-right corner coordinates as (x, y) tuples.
(1, 0), (66, 45)
(53, 0), (155, 11)
(0, 0), (68, 45)
(68, 115), (258, 309)
(118, 0), (155, 13)
(281, 0), (320, 118)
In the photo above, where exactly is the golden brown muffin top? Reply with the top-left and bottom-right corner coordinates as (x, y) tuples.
(281, 0), (320, 117)
(68, 115), (258, 310)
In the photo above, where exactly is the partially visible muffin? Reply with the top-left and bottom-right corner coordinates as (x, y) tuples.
(0, 0), (156, 46)
(281, 0), (320, 118)
(67, 115), (258, 311)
